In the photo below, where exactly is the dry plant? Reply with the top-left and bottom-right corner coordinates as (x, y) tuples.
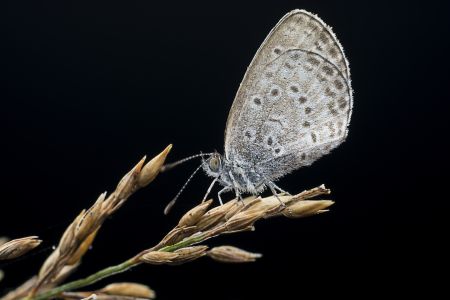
(0, 145), (334, 300)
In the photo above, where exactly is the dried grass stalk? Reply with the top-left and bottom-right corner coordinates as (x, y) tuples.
(25, 145), (171, 296)
(63, 292), (154, 300)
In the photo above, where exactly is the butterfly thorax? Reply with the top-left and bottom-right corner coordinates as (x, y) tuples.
(202, 153), (267, 194)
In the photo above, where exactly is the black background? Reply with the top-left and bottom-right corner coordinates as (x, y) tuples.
(1, 0), (449, 298)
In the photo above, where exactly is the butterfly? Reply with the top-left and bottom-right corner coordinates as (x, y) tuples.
(165, 9), (352, 214)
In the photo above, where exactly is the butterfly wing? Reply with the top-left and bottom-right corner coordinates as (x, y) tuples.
(224, 10), (352, 180)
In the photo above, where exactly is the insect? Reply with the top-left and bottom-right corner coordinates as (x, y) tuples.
(164, 9), (352, 214)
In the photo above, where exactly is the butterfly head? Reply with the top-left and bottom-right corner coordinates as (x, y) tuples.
(202, 152), (223, 177)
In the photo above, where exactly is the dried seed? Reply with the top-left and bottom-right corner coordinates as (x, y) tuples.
(178, 200), (213, 227)
(115, 157), (145, 199)
(100, 282), (155, 299)
(196, 199), (238, 230)
(225, 210), (264, 231)
(283, 200), (334, 218)
(138, 144), (172, 187)
(59, 210), (86, 255)
(284, 184), (330, 206)
(67, 228), (99, 265)
(170, 245), (209, 265)
(39, 248), (60, 278)
(0, 236), (42, 261)
(140, 251), (179, 265)
(156, 226), (197, 249)
(208, 246), (262, 263)
(224, 201), (245, 220)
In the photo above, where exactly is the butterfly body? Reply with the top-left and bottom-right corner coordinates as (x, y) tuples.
(203, 153), (267, 195)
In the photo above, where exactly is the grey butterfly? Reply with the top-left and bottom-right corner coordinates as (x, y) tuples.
(165, 9), (352, 213)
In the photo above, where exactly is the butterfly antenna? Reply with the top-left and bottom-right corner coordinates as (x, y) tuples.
(164, 163), (204, 215)
(161, 153), (214, 172)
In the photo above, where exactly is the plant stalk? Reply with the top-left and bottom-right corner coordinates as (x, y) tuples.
(30, 232), (208, 300)
(31, 259), (136, 300)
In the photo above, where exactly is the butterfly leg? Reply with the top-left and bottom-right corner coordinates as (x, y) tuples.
(227, 171), (243, 201)
(267, 181), (286, 208)
(217, 186), (233, 205)
(203, 177), (219, 202)
(270, 181), (291, 196)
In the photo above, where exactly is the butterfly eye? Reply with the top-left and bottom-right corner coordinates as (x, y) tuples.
(209, 157), (221, 172)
